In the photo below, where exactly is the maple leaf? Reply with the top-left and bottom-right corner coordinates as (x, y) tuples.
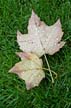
(17, 10), (65, 57)
(9, 52), (45, 90)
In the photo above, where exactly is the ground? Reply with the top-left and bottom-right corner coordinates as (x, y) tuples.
(0, 0), (71, 108)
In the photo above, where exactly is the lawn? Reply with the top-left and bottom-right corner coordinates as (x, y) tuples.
(0, 0), (71, 108)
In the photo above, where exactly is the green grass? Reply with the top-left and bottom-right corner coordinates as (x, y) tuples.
(0, 0), (71, 108)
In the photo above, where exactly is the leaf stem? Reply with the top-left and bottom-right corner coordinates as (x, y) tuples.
(44, 54), (54, 83)
(42, 67), (57, 78)
(38, 36), (55, 83)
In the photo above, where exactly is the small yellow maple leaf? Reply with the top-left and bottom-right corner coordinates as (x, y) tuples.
(9, 52), (45, 90)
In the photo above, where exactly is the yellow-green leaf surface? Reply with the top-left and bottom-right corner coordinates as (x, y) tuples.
(9, 52), (45, 90)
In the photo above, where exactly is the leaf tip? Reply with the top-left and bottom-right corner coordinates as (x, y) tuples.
(17, 30), (21, 35)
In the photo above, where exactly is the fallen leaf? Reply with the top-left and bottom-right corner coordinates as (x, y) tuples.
(17, 10), (65, 57)
(9, 52), (45, 90)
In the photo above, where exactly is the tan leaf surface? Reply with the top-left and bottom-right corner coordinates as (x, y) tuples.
(9, 52), (45, 90)
(17, 10), (65, 57)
